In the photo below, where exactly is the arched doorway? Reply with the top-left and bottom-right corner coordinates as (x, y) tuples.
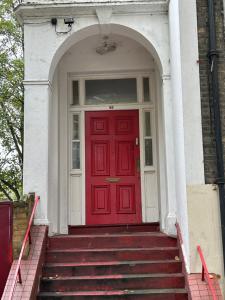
(48, 25), (167, 234)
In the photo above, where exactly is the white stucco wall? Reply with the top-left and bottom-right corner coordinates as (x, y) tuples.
(23, 18), (169, 82)
(23, 82), (50, 224)
(179, 0), (204, 185)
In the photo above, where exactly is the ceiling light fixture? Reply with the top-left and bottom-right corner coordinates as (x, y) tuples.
(96, 36), (117, 55)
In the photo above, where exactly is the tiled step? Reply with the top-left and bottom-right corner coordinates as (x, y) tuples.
(40, 273), (185, 292)
(46, 247), (180, 263)
(48, 233), (177, 249)
(68, 223), (160, 235)
(38, 289), (189, 299)
(43, 260), (182, 277)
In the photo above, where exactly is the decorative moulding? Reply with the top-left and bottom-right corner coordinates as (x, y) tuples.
(23, 80), (52, 88)
(162, 74), (171, 81)
(15, 1), (168, 24)
(96, 7), (113, 24)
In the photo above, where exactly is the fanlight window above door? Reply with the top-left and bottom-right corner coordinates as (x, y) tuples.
(85, 78), (137, 105)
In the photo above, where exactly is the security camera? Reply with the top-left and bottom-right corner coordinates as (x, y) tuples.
(64, 18), (74, 27)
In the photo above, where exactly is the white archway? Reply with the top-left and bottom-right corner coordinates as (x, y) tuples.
(48, 24), (165, 83)
(46, 23), (173, 236)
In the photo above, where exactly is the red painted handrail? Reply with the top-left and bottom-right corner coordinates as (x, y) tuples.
(197, 245), (217, 300)
(8, 194), (40, 299)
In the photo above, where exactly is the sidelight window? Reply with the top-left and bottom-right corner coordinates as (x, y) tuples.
(72, 114), (80, 169)
(144, 111), (153, 166)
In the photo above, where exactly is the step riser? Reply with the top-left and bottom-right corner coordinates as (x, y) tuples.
(49, 236), (177, 250)
(46, 249), (179, 263)
(40, 277), (185, 292)
(68, 224), (160, 235)
(43, 262), (182, 277)
(38, 293), (189, 300)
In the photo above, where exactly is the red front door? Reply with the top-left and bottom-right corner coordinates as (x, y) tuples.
(85, 110), (142, 225)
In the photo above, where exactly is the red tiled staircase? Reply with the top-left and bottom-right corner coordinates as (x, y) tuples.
(37, 223), (189, 299)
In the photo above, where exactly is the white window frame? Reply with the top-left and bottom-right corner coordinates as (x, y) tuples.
(142, 109), (157, 171)
(68, 71), (156, 108)
(70, 112), (82, 174)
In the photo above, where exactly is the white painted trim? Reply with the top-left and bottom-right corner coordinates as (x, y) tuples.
(81, 111), (86, 225)
(68, 70), (155, 106)
(59, 65), (69, 234)
(23, 80), (52, 86)
(15, 2), (169, 25)
(69, 70), (155, 78)
(139, 108), (146, 222)
(155, 70), (171, 232)
(137, 75), (143, 104)
(69, 104), (155, 112)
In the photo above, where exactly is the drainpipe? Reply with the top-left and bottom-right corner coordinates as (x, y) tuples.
(207, 0), (225, 273)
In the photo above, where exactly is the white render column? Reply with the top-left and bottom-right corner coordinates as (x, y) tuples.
(169, 0), (190, 269)
(160, 75), (177, 236)
(23, 81), (51, 225)
(179, 0), (205, 184)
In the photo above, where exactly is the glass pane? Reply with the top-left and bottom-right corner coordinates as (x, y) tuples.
(72, 81), (79, 105)
(145, 112), (151, 137)
(73, 115), (79, 140)
(145, 139), (153, 166)
(85, 78), (137, 104)
(72, 142), (80, 169)
(143, 77), (150, 102)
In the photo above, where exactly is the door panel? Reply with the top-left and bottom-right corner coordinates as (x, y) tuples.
(116, 141), (135, 176)
(92, 185), (111, 214)
(116, 185), (136, 214)
(91, 141), (110, 176)
(91, 118), (109, 135)
(115, 117), (133, 134)
(86, 110), (142, 225)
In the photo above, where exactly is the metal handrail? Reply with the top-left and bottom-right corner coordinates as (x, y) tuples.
(8, 194), (40, 299)
(197, 245), (217, 300)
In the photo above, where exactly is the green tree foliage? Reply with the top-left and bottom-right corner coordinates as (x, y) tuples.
(0, 0), (23, 201)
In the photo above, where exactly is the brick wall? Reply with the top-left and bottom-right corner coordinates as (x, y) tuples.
(196, 0), (225, 183)
(13, 194), (35, 258)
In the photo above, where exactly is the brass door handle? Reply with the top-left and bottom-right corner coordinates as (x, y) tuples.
(105, 177), (120, 183)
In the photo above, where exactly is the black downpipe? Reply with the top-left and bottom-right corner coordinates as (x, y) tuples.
(207, 0), (225, 272)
